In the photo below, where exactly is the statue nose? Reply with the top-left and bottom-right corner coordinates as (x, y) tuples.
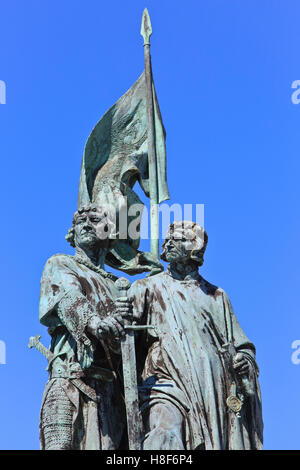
(83, 221), (93, 230)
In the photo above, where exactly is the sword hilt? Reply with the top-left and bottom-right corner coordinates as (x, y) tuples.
(221, 342), (255, 397)
(124, 325), (154, 331)
(28, 334), (41, 350)
(115, 277), (132, 329)
(115, 277), (131, 297)
(115, 278), (155, 333)
(28, 334), (53, 362)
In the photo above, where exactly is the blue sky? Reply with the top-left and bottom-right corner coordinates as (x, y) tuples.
(0, 0), (299, 450)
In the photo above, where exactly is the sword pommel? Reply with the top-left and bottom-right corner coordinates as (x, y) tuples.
(115, 277), (131, 296)
(28, 334), (41, 349)
(28, 334), (54, 362)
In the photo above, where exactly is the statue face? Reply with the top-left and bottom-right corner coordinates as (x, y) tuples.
(74, 209), (109, 250)
(163, 228), (198, 264)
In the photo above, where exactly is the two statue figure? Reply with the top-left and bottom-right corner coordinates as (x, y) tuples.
(37, 205), (263, 450)
(34, 9), (263, 450)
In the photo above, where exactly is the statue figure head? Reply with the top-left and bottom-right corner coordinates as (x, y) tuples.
(65, 204), (117, 251)
(161, 221), (208, 266)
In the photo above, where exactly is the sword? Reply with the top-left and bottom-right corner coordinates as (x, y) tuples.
(220, 342), (255, 417)
(28, 334), (98, 401)
(115, 277), (153, 450)
(28, 334), (53, 362)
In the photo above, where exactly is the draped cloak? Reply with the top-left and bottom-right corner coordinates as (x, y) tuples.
(39, 254), (125, 450)
(130, 271), (263, 450)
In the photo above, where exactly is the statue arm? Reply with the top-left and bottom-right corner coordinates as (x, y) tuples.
(56, 290), (97, 369)
(40, 255), (102, 368)
(223, 292), (263, 446)
(222, 290), (256, 355)
(55, 281), (129, 363)
(56, 284), (129, 362)
(222, 290), (260, 386)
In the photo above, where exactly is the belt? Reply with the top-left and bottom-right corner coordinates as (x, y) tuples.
(51, 363), (115, 382)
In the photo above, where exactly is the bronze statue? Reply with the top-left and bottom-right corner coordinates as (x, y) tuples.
(37, 204), (131, 450)
(131, 221), (263, 450)
(30, 9), (263, 451)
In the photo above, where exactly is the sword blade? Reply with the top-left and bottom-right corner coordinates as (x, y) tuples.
(121, 329), (142, 450)
(115, 277), (143, 450)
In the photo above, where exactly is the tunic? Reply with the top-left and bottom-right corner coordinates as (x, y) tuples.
(131, 271), (263, 450)
(39, 254), (125, 450)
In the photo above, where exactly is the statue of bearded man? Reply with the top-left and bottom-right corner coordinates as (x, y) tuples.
(130, 221), (263, 450)
(38, 204), (131, 450)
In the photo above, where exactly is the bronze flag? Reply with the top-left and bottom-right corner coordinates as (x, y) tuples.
(78, 71), (169, 275)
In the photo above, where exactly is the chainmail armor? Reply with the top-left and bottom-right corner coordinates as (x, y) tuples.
(41, 379), (74, 450)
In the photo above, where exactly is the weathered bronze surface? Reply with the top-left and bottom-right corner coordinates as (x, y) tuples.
(37, 206), (132, 449)
(31, 9), (263, 451)
(115, 277), (142, 450)
(130, 221), (263, 450)
(78, 61), (169, 275)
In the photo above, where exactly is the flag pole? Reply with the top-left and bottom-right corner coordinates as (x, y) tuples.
(141, 8), (159, 259)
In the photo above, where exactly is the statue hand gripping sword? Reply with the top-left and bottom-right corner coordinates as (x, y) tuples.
(115, 277), (154, 450)
(28, 281), (153, 451)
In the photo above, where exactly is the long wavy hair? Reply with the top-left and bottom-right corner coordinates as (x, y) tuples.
(160, 221), (208, 266)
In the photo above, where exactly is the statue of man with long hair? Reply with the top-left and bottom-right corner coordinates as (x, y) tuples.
(131, 221), (263, 450)
(39, 204), (131, 450)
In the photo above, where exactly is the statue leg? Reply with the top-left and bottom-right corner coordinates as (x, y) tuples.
(143, 401), (184, 450)
(40, 379), (75, 450)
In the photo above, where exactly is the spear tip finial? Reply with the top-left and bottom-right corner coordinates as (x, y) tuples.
(141, 8), (152, 45)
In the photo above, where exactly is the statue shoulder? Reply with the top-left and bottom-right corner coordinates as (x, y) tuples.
(200, 276), (226, 300)
(41, 254), (76, 278)
(132, 271), (165, 288)
(43, 253), (74, 268)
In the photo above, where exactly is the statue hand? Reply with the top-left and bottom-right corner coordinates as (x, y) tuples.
(98, 316), (127, 341)
(114, 297), (134, 324)
(233, 352), (250, 376)
(86, 315), (102, 338)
